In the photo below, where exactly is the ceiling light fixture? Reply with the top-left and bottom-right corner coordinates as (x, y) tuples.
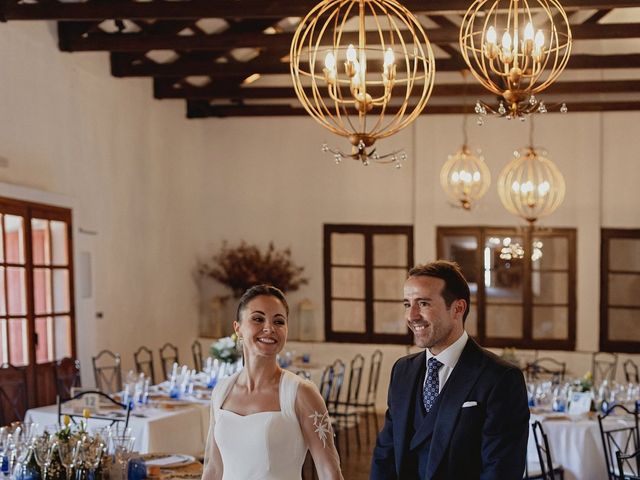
(459, 0), (572, 120)
(497, 120), (566, 224)
(290, 0), (435, 166)
(440, 73), (491, 209)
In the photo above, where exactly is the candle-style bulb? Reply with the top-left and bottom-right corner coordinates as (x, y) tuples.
(324, 51), (336, 71)
(346, 44), (357, 62)
(486, 26), (497, 44)
(524, 22), (534, 41)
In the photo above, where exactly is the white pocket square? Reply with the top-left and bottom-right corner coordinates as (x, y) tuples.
(462, 401), (478, 408)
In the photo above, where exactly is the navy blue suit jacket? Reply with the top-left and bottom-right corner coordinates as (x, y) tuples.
(370, 338), (529, 480)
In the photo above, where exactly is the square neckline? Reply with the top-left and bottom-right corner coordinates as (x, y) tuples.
(219, 369), (285, 417)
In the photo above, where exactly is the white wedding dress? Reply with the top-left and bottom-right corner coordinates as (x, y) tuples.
(211, 370), (309, 480)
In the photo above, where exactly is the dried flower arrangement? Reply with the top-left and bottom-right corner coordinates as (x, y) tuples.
(199, 241), (308, 297)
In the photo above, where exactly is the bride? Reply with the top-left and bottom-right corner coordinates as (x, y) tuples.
(202, 284), (344, 480)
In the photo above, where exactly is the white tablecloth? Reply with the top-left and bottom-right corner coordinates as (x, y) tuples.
(528, 413), (634, 480)
(26, 400), (211, 456)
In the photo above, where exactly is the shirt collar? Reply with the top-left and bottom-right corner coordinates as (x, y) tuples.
(426, 330), (469, 370)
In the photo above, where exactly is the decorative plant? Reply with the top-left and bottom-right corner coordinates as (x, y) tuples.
(199, 241), (308, 297)
(210, 334), (242, 364)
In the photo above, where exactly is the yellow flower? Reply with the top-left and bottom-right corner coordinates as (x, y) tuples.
(63, 415), (71, 427)
(82, 408), (91, 419)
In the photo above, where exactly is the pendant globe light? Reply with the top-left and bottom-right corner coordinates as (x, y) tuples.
(440, 73), (491, 210)
(290, 0), (436, 166)
(497, 120), (565, 223)
(459, 0), (572, 119)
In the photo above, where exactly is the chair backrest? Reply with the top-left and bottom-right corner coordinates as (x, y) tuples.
(616, 448), (640, 480)
(365, 349), (383, 405)
(343, 354), (365, 408)
(623, 359), (640, 384)
(191, 340), (203, 372)
(54, 357), (81, 401)
(593, 352), (618, 385)
(327, 359), (345, 412)
(598, 404), (640, 480)
(531, 420), (557, 480)
(133, 346), (156, 384)
(319, 365), (335, 405)
(526, 357), (566, 384)
(58, 390), (130, 431)
(295, 370), (311, 381)
(159, 342), (180, 380)
(92, 349), (123, 394)
(0, 364), (28, 426)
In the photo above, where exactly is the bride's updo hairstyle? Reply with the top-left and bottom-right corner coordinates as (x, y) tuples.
(236, 284), (289, 322)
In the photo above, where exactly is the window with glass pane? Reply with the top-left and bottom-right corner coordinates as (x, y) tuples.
(600, 229), (640, 352)
(324, 224), (413, 343)
(0, 197), (75, 377)
(437, 226), (576, 350)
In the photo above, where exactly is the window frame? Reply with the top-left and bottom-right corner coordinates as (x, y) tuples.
(437, 225), (577, 350)
(323, 224), (413, 344)
(600, 228), (640, 353)
(0, 195), (76, 365)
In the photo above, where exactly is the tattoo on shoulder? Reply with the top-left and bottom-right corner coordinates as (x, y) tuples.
(309, 411), (332, 448)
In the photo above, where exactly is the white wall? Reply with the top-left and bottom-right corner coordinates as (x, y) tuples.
(0, 22), (638, 389)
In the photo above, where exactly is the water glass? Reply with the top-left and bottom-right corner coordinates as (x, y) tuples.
(112, 436), (135, 480)
(33, 435), (57, 480)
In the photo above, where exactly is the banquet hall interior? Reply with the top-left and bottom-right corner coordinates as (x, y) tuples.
(0, 1), (639, 479)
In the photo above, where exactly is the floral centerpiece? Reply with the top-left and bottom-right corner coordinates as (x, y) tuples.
(199, 241), (308, 297)
(210, 334), (242, 364)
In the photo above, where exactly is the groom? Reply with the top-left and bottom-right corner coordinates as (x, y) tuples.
(370, 261), (529, 479)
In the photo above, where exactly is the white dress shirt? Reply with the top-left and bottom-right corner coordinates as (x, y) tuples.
(424, 330), (469, 393)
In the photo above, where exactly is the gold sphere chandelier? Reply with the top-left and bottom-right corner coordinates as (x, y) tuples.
(497, 146), (565, 224)
(290, 0), (435, 166)
(440, 111), (491, 210)
(441, 146), (491, 210)
(459, 0), (572, 119)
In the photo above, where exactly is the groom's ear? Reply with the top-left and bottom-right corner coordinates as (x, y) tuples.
(451, 299), (467, 320)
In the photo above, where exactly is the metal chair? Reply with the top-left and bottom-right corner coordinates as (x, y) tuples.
(0, 364), (28, 426)
(616, 448), (640, 480)
(527, 420), (565, 480)
(191, 340), (203, 372)
(623, 359), (640, 384)
(318, 365), (335, 406)
(159, 342), (180, 380)
(598, 404), (640, 480)
(353, 349), (383, 437)
(593, 352), (618, 385)
(133, 346), (156, 385)
(92, 350), (123, 394)
(57, 390), (130, 430)
(334, 354), (365, 451)
(525, 358), (567, 384)
(54, 357), (81, 401)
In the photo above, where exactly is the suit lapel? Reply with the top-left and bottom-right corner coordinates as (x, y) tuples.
(425, 338), (486, 479)
(393, 351), (426, 475)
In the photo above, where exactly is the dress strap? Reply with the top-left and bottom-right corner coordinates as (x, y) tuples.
(211, 371), (240, 419)
(279, 370), (303, 420)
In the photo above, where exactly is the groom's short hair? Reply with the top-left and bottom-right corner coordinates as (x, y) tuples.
(408, 260), (471, 323)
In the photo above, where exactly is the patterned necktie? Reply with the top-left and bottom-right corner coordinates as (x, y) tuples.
(423, 357), (443, 413)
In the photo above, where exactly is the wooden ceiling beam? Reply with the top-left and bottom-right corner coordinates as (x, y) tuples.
(3, 0), (638, 21)
(156, 79), (640, 100)
(186, 100), (640, 118)
(112, 52), (640, 78)
(60, 22), (640, 53)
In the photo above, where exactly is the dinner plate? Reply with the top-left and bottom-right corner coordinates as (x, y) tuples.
(144, 454), (195, 468)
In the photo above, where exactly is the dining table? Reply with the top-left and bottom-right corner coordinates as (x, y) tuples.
(527, 411), (635, 480)
(25, 390), (212, 456)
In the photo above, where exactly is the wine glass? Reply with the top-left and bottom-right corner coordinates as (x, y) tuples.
(112, 436), (135, 480)
(33, 435), (57, 480)
(83, 438), (105, 480)
(57, 439), (81, 480)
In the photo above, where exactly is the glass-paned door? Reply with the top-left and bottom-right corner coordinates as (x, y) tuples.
(324, 224), (413, 344)
(0, 196), (75, 407)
